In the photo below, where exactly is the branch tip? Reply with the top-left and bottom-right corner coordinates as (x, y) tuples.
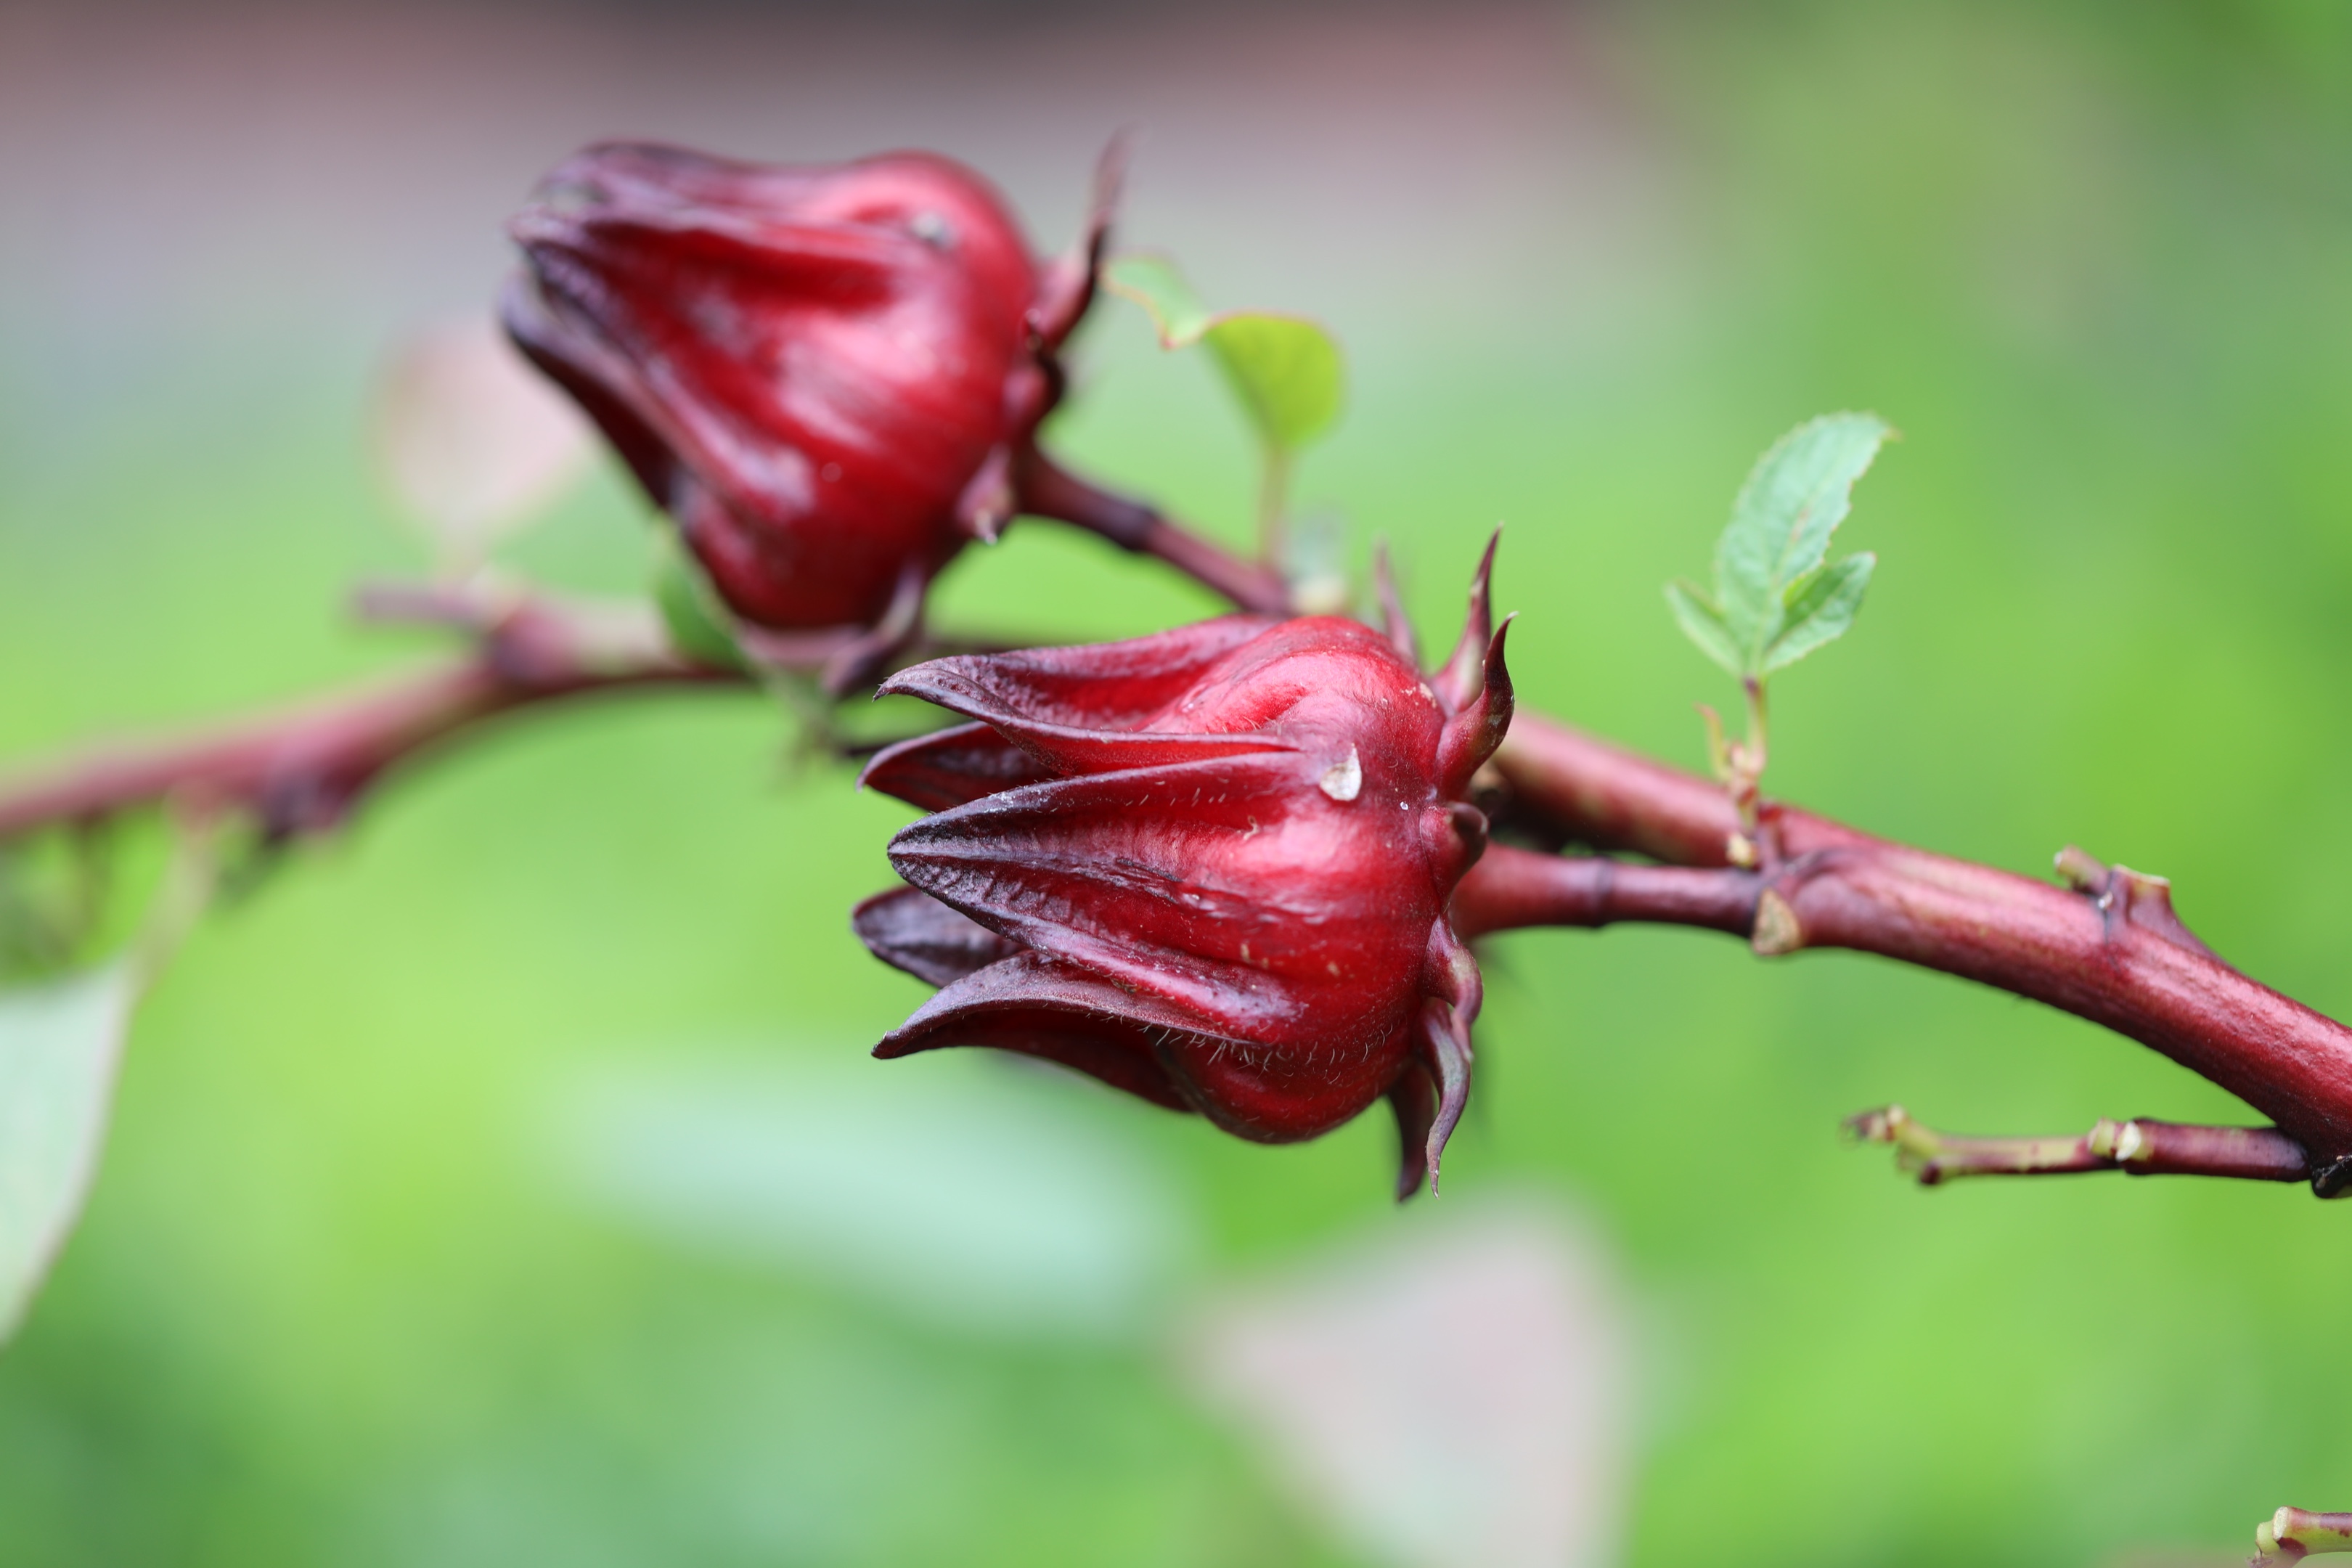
(2255, 1506), (2352, 1564)
(1847, 1106), (2312, 1188)
(2054, 844), (2107, 892)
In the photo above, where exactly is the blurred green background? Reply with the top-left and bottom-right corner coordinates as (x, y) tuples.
(3, 1), (2350, 1563)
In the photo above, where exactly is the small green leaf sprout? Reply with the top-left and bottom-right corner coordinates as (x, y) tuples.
(1103, 252), (1346, 602)
(1666, 412), (1892, 861)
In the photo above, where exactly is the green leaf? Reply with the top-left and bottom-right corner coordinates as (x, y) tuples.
(653, 540), (748, 672)
(1105, 252), (1344, 455)
(1760, 551), (1875, 674)
(1201, 315), (1344, 453)
(1713, 412), (1891, 669)
(1665, 579), (1744, 677)
(0, 961), (136, 1341)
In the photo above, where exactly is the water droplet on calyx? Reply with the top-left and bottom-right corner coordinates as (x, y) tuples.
(1318, 747), (1363, 802)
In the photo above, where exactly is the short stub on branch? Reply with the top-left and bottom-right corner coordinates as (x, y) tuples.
(1845, 1105), (2317, 1190)
(1844, 1106), (2107, 1184)
(2054, 844), (2215, 957)
(1750, 886), (1802, 956)
(2255, 1506), (2352, 1564)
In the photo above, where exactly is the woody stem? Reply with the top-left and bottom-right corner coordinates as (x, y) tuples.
(1454, 714), (2352, 1185)
(1842, 1105), (2312, 1186)
(0, 595), (745, 844)
(1015, 449), (1292, 614)
(9, 518), (2352, 1193)
(1737, 675), (1768, 839)
(1257, 448), (1291, 565)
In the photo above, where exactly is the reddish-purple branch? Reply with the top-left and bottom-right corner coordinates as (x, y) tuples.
(0, 465), (1291, 847)
(1842, 1104), (2312, 1185)
(8, 584), (2352, 1194)
(1459, 714), (2352, 1186)
(0, 597), (738, 843)
(1016, 451), (1293, 615)
(1450, 850), (1754, 939)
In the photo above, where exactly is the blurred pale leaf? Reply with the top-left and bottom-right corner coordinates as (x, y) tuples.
(1106, 252), (1344, 454)
(1712, 411), (1890, 671)
(552, 1048), (1197, 1341)
(1282, 508), (1353, 616)
(651, 539), (747, 671)
(1184, 1195), (1633, 1568)
(372, 317), (594, 565)
(0, 961), (135, 1341)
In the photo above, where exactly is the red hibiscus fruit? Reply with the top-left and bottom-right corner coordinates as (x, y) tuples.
(854, 542), (1513, 1198)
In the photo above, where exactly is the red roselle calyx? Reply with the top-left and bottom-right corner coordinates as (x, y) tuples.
(502, 142), (1111, 639)
(853, 544), (1514, 1199)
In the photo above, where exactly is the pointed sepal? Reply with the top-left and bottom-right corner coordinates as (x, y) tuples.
(858, 721), (1050, 812)
(817, 557), (928, 696)
(1371, 539), (1419, 668)
(852, 884), (1024, 987)
(1416, 1000), (1474, 1194)
(1387, 1063), (1438, 1202)
(1434, 614), (1514, 800)
(1029, 132), (1132, 353)
(874, 617), (1293, 774)
(1432, 528), (1500, 716)
(952, 444), (1017, 544)
(874, 947), (1203, 1112)
(1414, 920), (1484, 1193)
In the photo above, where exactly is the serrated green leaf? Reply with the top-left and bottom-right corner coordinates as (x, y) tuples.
(0, 961), (136, 1341)
(1665, 579), (1745, 677)
(1715, 412), (1890, 667)
(1201, 314), (1344, 453)
(1760, 551), (1874, 674)
(1103, 253), (1214, 347)
(1106, 253), (1344, 455)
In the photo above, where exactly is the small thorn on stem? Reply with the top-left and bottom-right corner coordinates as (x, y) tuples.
(2054, 844), (2215, 957)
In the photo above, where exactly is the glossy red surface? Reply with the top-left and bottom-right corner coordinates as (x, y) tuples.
(502, 142), (1046, 629)
(856, 579), (1512, 1197)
